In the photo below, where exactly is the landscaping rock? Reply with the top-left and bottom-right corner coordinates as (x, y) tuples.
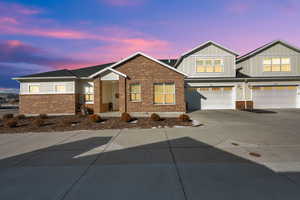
(192, 120), (201, 127)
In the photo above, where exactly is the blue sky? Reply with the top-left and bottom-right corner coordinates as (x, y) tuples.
(1, 0), (300, 92)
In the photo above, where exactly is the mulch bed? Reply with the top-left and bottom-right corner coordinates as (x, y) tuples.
(0, 115), (192, 134)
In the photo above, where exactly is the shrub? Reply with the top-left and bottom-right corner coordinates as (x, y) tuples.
(4, 119), (18, 128)
(121, 112), (132, 122)
(39, 114), (48, 119)
(89, 114), (102, 123)
(16, 114), (26, 120)
(179, 114), (190, 122)
(33, 118), (44, 127)
(2, 113), (14, 120)
(150, 113), (161, 121)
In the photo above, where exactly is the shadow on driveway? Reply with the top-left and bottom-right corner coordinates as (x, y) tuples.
(0, 136), (299, 200)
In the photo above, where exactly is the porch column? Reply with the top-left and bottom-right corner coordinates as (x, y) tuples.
(93, 77), (102, 113)
(119, 77), (127, 113)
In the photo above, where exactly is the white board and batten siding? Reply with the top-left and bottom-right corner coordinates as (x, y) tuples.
(20, 81), (75, 94)
(237, 43), (300, 77)
(177, 44), (236, 78)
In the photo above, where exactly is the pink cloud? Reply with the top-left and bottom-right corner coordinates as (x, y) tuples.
(0, 17), (19, 24)
(101, 0), (146, 6)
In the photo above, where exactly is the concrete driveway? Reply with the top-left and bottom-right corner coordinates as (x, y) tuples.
(0, 109), (300, 200)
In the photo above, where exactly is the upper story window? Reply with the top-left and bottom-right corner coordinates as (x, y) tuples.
(196, 58), (223, 73)
(29, 85), (39, 93)
(154, 83), (175, 105)
(55, 85), (66, 93)
(129, 83), (141, 102)
(263, 58), (291, 72)
(84, 82), (94, 104)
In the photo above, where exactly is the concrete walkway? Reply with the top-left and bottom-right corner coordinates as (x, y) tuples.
(0, 109), (300, 200)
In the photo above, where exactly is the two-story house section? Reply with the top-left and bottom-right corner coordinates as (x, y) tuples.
(236, 40), (300, 109)
(175, 41), (242, 111)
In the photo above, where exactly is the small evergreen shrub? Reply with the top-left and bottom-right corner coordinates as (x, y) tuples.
(150, 113), (161, 121)
(121, 112), (132, 122)
(179, 114), (190, 122)
(4, 119), (18, 128)
(89, 114), (102, 123)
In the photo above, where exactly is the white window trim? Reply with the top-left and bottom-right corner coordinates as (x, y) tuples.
(28, 83), (40, 94)
(195, 57), (224, 73)
(129, 83), (142, 102)
(262, 57), (291, 72)
(154, 83), (176, 105)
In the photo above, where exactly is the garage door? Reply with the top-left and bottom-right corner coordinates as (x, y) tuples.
(186, 87), (234, 110)
(252, 86), (297, 109)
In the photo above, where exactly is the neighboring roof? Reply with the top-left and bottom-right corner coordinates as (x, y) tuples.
(175, 40), (239, 67)
(237, 40), (300, 63)
(89, 52), (188, 78)
(160, 59), (177, 67)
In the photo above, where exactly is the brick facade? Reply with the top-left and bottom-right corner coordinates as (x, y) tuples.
(116, 55), (186, 113)
(236, 101), (254, 110)
(20, 94), (76, 115)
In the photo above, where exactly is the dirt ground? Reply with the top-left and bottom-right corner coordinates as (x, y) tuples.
(0, 115), (192, 134)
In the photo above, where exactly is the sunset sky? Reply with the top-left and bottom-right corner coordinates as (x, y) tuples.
(1, 0), (300, 92)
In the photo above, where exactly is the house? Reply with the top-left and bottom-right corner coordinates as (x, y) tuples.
(13, 53), (187, 115)
(13, 40), (300, 115)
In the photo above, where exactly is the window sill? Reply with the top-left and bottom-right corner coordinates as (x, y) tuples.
(130, 101), (142, 103)
(85, 102), (94, 104)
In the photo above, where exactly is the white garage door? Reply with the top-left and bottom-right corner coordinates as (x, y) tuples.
(186, 87), (234, 110)
(252, 86), (297, 109)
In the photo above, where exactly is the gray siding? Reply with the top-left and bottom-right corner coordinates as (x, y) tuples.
(237, 43), (300, 77)
(177, 44), (236, 77)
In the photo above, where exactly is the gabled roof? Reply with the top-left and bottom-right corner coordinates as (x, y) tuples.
(13, 58), (178, 80)
(89, 52), (188, 78)
(175, 40), (239, 67)
(237, 40), (300, 63)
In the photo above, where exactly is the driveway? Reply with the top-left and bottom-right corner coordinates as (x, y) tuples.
(0, 110), (300, 200)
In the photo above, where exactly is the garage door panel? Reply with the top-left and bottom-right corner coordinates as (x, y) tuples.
(253, 86), (297, 109)
(186, 87), (234, 110)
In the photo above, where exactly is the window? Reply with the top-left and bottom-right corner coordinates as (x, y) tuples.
(130, 84), (141, 102)
(196, 58), (223, 73)
(154, 83), (175, 104)
(84, 82), (94, 103)
(29, 85), (39, 93)
(263, 58), (291, 72)
(55, 85), (66, 93)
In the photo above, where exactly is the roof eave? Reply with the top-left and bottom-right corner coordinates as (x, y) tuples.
(12, 76), (78, 80)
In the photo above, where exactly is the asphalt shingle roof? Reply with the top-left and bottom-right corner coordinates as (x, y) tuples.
(20, 69), (76, 78)
(18, 59), (178, 79)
